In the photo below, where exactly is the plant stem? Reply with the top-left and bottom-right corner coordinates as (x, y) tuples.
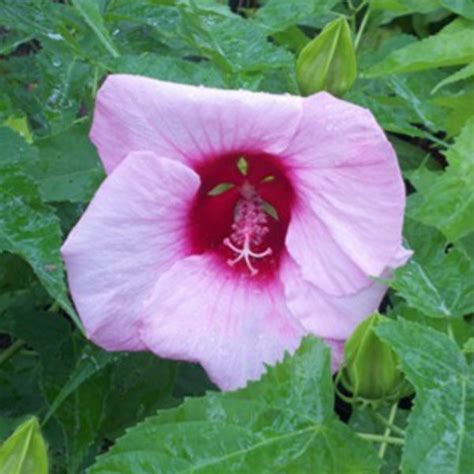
(354, 5), (371, 50)
(379, 403), (398, 458)
(357, 432), (405, 445)
(335, 385), (354, 404)
(373, 411), (406, 437)
(0, 339), (24, 366)
(446, 321), (455, 342)
(423, 131), (451, 149)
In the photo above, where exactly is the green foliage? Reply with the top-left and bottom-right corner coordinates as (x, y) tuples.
(376, 320), (474, 473)
(0, 151), (80, 327)
(0, 417), (48, 474)
(32, 123), (104, 203)
(367, 19), (474, 76)
(71, 0), (120, 58)
(409, 117), (474, 241)
(441, 0), (474, 19)
(391, 220), (474, 318)
(0, 1), (473, 472)
(89, 338), (380, 474)
(255, 0), (338, 33)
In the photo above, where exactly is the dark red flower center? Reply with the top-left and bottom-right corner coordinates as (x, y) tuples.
(188, 153), (295, 279)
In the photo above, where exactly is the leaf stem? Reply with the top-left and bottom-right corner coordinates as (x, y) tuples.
(354, 4), (371, 50)
(379, 403), (398, 458)
(373, 411), (406, 437)
(446, 321), (455, 342)
(0, 339), (24, 366)
(423, 131), (451, 149)
(357, 432), (405, 445)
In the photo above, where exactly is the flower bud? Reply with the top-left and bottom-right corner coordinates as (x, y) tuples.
(296, 17), (357, 97)
(342, 313), (409, 401)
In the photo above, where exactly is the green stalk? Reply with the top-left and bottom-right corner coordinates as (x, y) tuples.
(354, 5), (371, 50)
(357, 432), (405, 446)
(379, 403), (399, 458)
(373, 411), (406, 437)
(0, 339), (24, 366)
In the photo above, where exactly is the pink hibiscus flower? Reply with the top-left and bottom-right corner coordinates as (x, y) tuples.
(61, 75), (410, 390)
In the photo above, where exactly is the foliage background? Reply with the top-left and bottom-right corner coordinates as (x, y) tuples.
(0, 0), (473, 472)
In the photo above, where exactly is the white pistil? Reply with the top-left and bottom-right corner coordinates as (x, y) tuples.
(224, 235), (272, 276)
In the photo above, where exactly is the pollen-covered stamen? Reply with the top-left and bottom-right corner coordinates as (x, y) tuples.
(223, 186), (273, 275)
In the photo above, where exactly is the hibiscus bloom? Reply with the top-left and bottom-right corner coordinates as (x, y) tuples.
(61, 75), (410, 390)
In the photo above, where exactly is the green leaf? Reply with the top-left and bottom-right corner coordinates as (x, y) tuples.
(409, 117), (474, 241)
(89, 338), (380, 473)
(71, 0), (120, 58)
(98, 353), (177, 440)
(108, 54), (225, 88)
(367, 19), (474, 76)
(433, 90), (474, 137)
(177, 1), (294, 86)
(2, 116), (33, 143)
(0, 417), (48, 474)
(391, 220), (474, 318)
(371, 0), (440, 14)
(375, 320), (474, 474)
(38, 329), (111, 473)
(432, 62), (474, 93)
(389, 135), (432, 176)
(0, 127), (38, 165)
(0, 31), (33, 55)
(441, 0), (474, 19)
(31, 123), (104, 203)
(349, 33), (446, 137)
(463, 338), (474, 354)
(43, 345), (116, 424)
(255, 0), (338, 33)
(0, 163), (81, 330)
(376, 320), (468, 387)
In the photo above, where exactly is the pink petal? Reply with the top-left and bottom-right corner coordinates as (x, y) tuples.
(280, 255), (387, 340)
(284, 92), (407, 295)
(324, 338), (345, 373)
(61, 152), (200, 350)
(140, 254), (305, 391)
(91, 75), (303, 174)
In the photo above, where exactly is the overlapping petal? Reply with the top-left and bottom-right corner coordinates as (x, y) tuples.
(324, 339), (345, 373)
(284, 92), (407, 295)
(90, 75), (303, 174)
(140, 254), (304, 390)
(61, 151), (200, 350)
(280, 255), (387, 340)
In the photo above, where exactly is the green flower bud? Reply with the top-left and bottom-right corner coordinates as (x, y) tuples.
(296, 17), (357, 97)
(342, 313), (410, 401)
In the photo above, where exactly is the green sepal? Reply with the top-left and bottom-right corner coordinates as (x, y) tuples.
(296, 17), (357, 97)
(342, 313), (411, 402)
